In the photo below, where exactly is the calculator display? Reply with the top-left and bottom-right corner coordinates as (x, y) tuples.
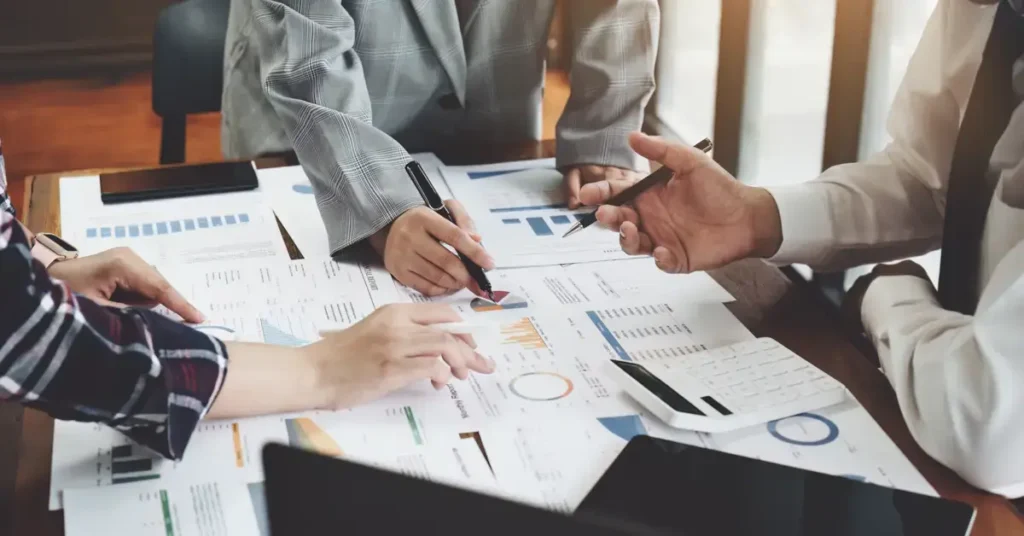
(612, 361), (705, 416)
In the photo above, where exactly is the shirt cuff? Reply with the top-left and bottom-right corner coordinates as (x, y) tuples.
(763, 184), (833, 266)
(860, 274), (939, 373)
(556, 128), (651, 173)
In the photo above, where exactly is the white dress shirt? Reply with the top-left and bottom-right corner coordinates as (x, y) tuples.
(766, 0), (1024, 496)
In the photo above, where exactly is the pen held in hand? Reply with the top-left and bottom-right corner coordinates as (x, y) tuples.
(562, 137), (713, 238)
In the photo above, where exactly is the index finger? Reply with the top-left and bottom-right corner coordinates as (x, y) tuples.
(595, 204), (640, 229)
(425, 215), (496, 271)
(444, 199), (477, 234)
(578, 178), (634, 206)
(628, 132), (707, 175)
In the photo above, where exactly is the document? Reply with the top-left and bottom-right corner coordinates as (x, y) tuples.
(157, 256), (399, 344)
(59, 176), (288, 265)
(440, 159), (631, 267)
(255, 153), (447, 258)
(62, 438), (500, 536)
(691, 399), (937, 496)
(394, 258), (734, 314)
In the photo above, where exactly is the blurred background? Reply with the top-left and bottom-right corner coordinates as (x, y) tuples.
(0, 0), (940, 292)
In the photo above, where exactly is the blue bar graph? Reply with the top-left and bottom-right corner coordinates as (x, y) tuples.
(502, 218), (522, 224)
(550, 215), (571, 225)
(468, 168), (532, 180)
(526, 217), (553, 236)
(87, 213), (253, 240)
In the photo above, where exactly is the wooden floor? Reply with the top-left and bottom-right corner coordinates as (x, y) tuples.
(0, 69), (571, 215)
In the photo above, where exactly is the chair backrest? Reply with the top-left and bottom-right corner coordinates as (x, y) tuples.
(152, 0), (231, 118)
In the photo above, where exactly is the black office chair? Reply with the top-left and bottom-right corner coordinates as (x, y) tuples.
(152, 0), (231, 164)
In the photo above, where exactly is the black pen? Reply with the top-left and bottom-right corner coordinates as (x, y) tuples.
(562, 137), (714, 238)
(405, 161), (495, 301)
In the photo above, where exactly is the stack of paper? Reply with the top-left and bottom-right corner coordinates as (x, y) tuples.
(52, 157), (936, 536)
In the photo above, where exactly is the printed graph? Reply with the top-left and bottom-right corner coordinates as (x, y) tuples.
(499, 214), (590, 236)
(597, 415), (648, 442)
(470, 290), (529, 312)
(109, 443), (161, 485)
(260, 319), (311, 347)
(292, 184), (314, 194)
(285, 418), (344, 457)
(500, 318), (548, 350)
(85, 213), (251, 239)
(508, 372), (574, 401)
(767, 413), (839, 447)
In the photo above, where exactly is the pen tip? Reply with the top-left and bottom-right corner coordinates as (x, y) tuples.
(562, 223), (582, 238)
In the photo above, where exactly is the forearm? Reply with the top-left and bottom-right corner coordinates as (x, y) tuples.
(556, 0), (659, 172)
(207, 342), (327, 419)
(861, 250), (1024, 493)
(252, 0), (421, 252)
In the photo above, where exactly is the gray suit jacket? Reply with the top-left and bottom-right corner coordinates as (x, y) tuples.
(222, 0), (659, 253)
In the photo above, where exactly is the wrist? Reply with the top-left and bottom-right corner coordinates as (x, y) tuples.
(745, 187), (784, 259)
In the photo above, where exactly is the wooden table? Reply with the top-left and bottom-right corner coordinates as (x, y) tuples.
(4, 141), (1023, 535)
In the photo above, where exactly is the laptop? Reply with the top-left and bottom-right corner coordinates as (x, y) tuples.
(261, 443), (666, 535)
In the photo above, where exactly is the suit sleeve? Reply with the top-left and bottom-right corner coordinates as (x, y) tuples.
(250, 0), (422, 253)
(766, 0), (993, 270)
(556, 0), (660, 173)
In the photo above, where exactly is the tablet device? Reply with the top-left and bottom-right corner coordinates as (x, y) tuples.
(261, 443), (667, 536)
(577, 436), (976, 536)
(100, 161), (258, 204)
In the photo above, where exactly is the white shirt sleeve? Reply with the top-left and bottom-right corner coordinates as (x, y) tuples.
(766, 0), (994, 271)
(761, 0), (1024, 495)
(860, 243), (1024, 496)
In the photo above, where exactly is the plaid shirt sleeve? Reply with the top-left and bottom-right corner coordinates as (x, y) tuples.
(0, 210), (229, 460)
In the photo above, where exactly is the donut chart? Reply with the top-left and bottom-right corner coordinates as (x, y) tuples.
(509, 372), (574, 401)
(767, 413), (839, 446)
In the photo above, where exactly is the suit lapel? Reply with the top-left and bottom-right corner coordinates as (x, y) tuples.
(408, 0), (467, 103)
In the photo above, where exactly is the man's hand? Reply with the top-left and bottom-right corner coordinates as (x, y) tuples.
(370, 200), (495, 297)
(565, 165), (641, 209)
(48, 247), (205, 323)
(841, 260), (934, 336)
(594, 132), (783, 274)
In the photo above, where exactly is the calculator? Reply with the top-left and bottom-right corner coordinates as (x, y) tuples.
(605, 338), (848, 433)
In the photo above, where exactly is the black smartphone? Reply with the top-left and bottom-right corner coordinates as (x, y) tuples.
(577, 436), (976, 536)
(100, 161), (259, 204)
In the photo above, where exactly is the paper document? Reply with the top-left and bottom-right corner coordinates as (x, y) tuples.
(692, 399), (936, 496)
(156, 257), (398, 344)
(59, 176), (288, 265)
(441, 159), (630, 267)
(395, 259), (734, 313)
(62, 438), (499, 536)
(255, 153), (446, 258)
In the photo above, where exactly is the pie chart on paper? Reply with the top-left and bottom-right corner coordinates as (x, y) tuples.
(470, 290), (529, 312)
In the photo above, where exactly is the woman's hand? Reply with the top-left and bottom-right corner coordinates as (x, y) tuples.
(304, 303), (496, 410)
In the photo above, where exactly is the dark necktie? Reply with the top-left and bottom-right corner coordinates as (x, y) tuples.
(937, 0), (1024, 314)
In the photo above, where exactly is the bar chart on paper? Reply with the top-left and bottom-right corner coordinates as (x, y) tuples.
(577, 302), (753, 363)
(442, 160), (630, 267)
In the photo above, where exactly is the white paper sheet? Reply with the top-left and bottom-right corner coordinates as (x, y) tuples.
(255, 153), (446, 258)
(62, 438), (500, 536)
(59, 176), (288, 265)
(440, 159), (631, 267)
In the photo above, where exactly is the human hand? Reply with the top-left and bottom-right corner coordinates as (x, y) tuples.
(48, 246), (204, 323)
(594, 132), (783, 273)
(370, 201), (495, 297)
(303, 303), (497, 409)
(565, 165), (641, 209)
(841, 260), (933, 335)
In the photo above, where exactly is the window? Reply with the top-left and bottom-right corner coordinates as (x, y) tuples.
(739, 0), (837, 186)
(652, 0), (722, 143)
